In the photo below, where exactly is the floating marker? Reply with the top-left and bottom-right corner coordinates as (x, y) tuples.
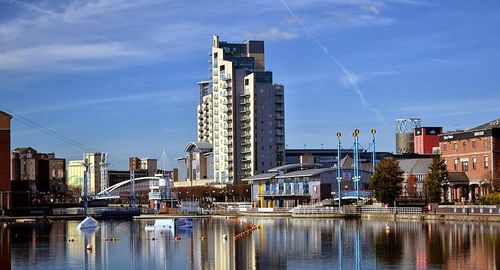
(86, 244), (93, 251)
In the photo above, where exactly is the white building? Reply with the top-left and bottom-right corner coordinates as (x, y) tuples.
(196, 35), (285, 183)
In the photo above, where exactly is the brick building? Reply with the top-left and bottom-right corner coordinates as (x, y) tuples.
(0, 111), (12, 211)
(440, 118), (500, 202)
(11, 147), (66, 205)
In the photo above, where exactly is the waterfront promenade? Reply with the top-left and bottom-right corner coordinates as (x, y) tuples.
(3, 205), (500, 223)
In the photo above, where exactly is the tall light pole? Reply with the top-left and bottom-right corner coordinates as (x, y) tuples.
(353, 129), (360, 204)
(371, 129), (377, 173)
(130, 169), (136, 208)
(336, 132), (342, 209)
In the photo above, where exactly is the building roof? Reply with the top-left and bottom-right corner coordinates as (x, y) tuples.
(184, 141), (213, 153)
(13, 147), (38, 154)
(268, 163), (323, 173)
(0, 110), (12, 118)
(242, 172), (278, 181)
(470, 118), (500, 131)
(448, 172), (470, 184)
(398, 158), (432, 175)
(278, 168), (334, 178)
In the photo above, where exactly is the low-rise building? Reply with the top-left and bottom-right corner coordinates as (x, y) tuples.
(440, 118), (500, 202)
(397, 158), (432, 198)
(176, 142), (214, 183)
(108, 170), (148, 188)
(243, 160), (373, 208)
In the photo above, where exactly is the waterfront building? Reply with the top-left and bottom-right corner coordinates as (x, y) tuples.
(414, 127), (442, 155)
(66, 152), (104, 195)
(108, 170), (147, 189)
(243, 160), (373, 208)
(176, 142), (213, 183)
(440, 118), (500, 201)
(196, 35), (285, 183)
(10, 147), (66, 205)
(140, 158), (158, 177)
(129, 156), (158, 177)
(0, 111), (12, 210)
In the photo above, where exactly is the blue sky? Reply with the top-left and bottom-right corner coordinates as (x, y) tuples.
(1, 0), (499, 169)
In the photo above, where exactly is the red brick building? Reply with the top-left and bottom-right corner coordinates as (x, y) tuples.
(0, 111), (12, 211)
(414, 127), (442, 155)
(440, 118), (500, 202)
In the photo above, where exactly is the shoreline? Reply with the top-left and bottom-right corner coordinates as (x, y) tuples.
(2, 212), (500, 223)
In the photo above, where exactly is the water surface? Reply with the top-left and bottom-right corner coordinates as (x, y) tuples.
(2, 217), (499, 269)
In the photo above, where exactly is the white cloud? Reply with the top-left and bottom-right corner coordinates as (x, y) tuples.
(0, 43), (143, 71)
(359, 4), (382, 15)
(244, 27), (299, 41)
(17, 91), (196, 115)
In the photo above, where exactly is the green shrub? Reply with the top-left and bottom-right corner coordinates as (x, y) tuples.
(478, 192), (500, 205)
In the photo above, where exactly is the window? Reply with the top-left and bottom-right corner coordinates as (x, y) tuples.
(472, 157), (477, 170)
(454, 143), (458, 151)
(484, 156), (489, 169)
(461, 161), (468, 171)
(454, 158), (458, 170)
(463, 141), (467, 149)
(443, 144), (447, 152)
(472, 141), (476, 149)
(484, 139), (489, 148)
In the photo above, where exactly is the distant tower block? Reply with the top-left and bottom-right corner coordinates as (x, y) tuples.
(396, 118), (421, 154)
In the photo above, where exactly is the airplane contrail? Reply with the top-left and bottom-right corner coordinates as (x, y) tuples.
(279, 0), (387, 127)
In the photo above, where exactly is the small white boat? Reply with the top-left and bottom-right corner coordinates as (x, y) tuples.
(145, 219), (175, 232)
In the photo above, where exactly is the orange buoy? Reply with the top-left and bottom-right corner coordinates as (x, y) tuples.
(175, 236), (181, 241)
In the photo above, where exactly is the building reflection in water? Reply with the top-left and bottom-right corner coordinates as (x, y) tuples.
(5, 218), (500, 269)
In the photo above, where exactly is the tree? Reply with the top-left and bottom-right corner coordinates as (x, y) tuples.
(425, 155), (448, 203)
(370, 157), (404, 204)
(406, 175), (418, 197)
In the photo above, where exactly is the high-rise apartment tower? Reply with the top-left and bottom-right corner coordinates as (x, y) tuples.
(197, 35), (285, 183)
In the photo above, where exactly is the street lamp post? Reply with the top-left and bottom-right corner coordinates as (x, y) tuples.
(353, 129), (360, 204)
(371, 129), (377, 173)
(336, 132), (342, 209)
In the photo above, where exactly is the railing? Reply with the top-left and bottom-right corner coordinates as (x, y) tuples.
(260, 190), (310, 196)
(437, 205), (500, 215)
(292, 207), (342, 215)
(359, 207), (422, 215)
(241, 207), (291, 213)
(291, 206), (422, 215)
